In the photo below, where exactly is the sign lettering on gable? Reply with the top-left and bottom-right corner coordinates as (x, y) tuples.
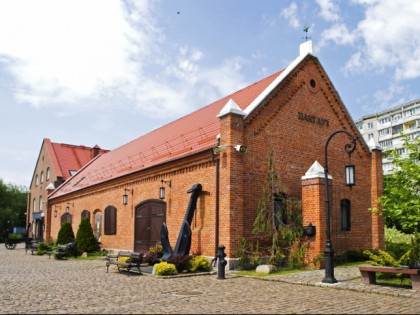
(298, 112), (329, 127)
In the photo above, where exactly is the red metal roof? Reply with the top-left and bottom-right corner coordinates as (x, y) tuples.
(50, 69), (283, 198)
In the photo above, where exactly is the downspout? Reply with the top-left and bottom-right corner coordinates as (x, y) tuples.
(211, 136), (221, 267)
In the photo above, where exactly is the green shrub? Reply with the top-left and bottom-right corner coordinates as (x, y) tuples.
(56, 222), (75, 245)
(385, 226), (412, 259)
(37, 242), (51, 251)
(76, 218), (100, 255)
(8, 233), (23, 239)
(154, 262), (177, 276)
(188, 255), (211, 272)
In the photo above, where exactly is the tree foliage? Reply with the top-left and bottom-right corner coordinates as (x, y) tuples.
(0, 179), (28, 241)
(75, 218), (100, 254)
(56, 222), (75, 245)
(377, 135), (420, 234)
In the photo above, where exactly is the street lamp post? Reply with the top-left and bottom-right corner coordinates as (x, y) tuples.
(323, 130), (357, 284)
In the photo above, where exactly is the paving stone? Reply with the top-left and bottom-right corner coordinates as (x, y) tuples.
(0, 243), (419, 314)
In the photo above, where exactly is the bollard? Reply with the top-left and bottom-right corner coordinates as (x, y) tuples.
(216, 245), (227, 280)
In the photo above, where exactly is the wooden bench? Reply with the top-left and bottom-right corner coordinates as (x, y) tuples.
(106, 251), (144, 275)
(359, 265), (420, 290)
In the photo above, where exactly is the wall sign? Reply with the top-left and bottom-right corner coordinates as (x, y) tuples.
(298, 112), (329, 127)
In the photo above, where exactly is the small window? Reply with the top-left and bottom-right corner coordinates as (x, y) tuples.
(274, 193), (287, 229)
(81, 210), (90, 220)
(33, 198), (37, 212)
(367, 122), (373, 129)
(61, 213), (72, 225)
(35, 174), (39, 186)
(69, 170), (77, 176)
(341, 199), (351, 231)
(40, 171), (44, 183)
(46, 168), (50, 181)
(39, 196), (43, 212)
(104, 206), (117, 235)
(367, 133), (374, 140)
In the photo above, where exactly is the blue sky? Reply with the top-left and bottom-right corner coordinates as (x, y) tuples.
(1, 0), (420, 187)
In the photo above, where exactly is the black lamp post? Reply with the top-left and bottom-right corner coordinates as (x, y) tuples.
(323, 130), (356, 284)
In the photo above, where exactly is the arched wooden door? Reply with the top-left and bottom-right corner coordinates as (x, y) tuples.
(134, 200), (166, 253)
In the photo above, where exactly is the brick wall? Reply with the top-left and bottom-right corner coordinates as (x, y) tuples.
(48, 55), (383, 262)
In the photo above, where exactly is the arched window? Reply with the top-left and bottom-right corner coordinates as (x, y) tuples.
(81, 210), (90, 220)
(33, 198), (37, 212)
(35, 174), (39, 186)
(104, 206), (117, 235)
(46, 167), (50, 181)
(61, 213), (72, 225)
(341, 199), (351, 231)
(40, 171), (44, 183)
(39, 196), (43, 211)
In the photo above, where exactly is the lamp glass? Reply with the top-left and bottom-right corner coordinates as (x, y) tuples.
(65, 207), (69, 213)
(53, 210), (57, 217)
(159, 186), (165, 200)
(123, 194), (128, 205)
(345, 164), (355, 187)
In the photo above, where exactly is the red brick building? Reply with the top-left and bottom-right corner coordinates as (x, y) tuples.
(27, 138), (108, 241)
(47, 41), (384, 267)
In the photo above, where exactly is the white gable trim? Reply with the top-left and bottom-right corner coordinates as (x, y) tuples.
(244, 41), (315, 117)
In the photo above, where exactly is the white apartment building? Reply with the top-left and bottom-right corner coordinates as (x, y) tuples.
(355, 98), (420, 175)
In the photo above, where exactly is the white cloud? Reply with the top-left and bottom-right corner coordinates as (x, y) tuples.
(349, 0), (420, 80)
(281, 2), (300, 29)
(0, 0), (251, 122)
(316, 0), (340, 22)
(320, 23), (357, 47)
(0, 0), (156, 109)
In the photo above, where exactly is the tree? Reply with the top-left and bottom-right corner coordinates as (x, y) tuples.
(252, 148), (305, 267)
(0, 179), (28, 241)
(76, 218), (100, 255)
(378, 134), (420, 234)
(56, 222), (75, 245)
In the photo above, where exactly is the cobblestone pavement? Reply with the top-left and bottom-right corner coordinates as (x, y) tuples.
(0, 244), (419, 314)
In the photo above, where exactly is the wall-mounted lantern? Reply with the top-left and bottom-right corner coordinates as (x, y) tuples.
(303, 222), (316, 237)
(53, 209), (57, 217)
(123, 188), (133, 206)
(159, 179), (172, 200)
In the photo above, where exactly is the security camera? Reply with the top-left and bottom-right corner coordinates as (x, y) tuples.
(234, 145), (247, 153)
(213, 145), (227, 154)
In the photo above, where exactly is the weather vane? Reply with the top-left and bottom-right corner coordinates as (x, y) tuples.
(303, 23), (310, 41)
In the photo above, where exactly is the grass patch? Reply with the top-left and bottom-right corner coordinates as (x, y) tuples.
(233, 268), (308, 277)
(335, 261), (369, 267)
(377, 276), (412, 287)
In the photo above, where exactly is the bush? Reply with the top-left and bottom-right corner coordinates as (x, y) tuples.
(385, 226), (412, 259)
(56, 222), (75, 245)
(154, 262), (177, 276)
(167, 254), (192, 273)
(143, 243), (162, 265)
(76, 218), (100, 255)
(188, 255), (211, 272)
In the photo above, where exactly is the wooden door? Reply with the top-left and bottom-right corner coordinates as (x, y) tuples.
(134, 200), (166, 252)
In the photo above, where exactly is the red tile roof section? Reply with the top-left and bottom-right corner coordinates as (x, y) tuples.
(50, 143), (109, 180)
(50, 69), (283, 198)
